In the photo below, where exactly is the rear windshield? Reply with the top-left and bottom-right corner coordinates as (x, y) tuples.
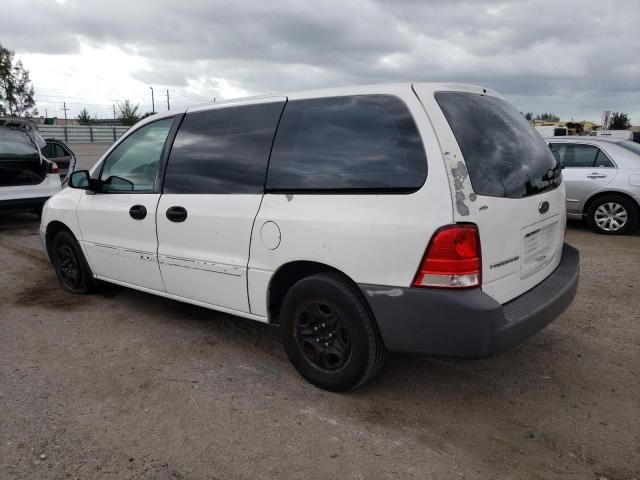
(0, 140), (45, 187)
(435, 92), (561, 198)
(617, 140), (640, 156)
(0, 140), (39, 159)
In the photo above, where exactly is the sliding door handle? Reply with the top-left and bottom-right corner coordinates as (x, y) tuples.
(166, 206), (188, 223)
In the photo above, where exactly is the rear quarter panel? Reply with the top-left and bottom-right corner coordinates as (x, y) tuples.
(247, 85), (453, 317)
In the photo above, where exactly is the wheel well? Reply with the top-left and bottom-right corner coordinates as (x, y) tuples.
(582, 191), (640, 217)
(45, 221), (75, 259)
(267, 261), (360, 325)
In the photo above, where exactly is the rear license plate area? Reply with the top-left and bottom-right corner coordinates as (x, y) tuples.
(521, 220), (559, 279)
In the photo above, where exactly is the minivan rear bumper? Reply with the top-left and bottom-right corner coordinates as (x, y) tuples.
(360, 243), (579, 357)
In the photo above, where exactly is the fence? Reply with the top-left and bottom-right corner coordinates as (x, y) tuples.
(38, 125), (130, 143)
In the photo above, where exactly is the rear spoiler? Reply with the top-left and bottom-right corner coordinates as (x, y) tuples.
(0, 117), (46, 149)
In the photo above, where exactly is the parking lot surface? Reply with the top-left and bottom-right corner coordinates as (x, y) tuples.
(0, 214), (638, 480)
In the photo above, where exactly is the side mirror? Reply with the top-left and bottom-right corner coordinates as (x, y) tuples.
(103, 175), (134, 191)
(68, 170), (92, 190)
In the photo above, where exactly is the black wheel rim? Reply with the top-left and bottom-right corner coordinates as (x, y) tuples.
(56, 244), (80, 289)
(293, 299), (352, 372)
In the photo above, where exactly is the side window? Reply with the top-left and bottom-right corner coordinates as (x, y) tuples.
(100, 117), (174, 192)
(54, 144), (68, 157)
(266, 95), (427, 191)
(40, 143), (55, 159)
(163, 102), (285, 194)
(594, 150), (615, 168)
(550, 143), (599, 168)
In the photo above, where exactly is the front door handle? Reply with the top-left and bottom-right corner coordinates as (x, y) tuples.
(129, 204), (147, 220)
(587, 173), (607, 179)
(166, 206), (188, 223)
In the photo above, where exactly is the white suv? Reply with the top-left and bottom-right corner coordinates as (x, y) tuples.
(40, 84), (580, 391)
(1, 118), (61, 215)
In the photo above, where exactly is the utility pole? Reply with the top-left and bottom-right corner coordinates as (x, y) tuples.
(166, 89), (170, 110)
(149, 86), (155, 113)
(113, 104), (116, 123)
(61, 102), (69, 124)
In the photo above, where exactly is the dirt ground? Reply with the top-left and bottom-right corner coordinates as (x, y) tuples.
(0, 213), (638, 480)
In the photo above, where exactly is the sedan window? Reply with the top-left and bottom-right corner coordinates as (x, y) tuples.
(594, 150), (615, 168)
(550, 144), (601, 168)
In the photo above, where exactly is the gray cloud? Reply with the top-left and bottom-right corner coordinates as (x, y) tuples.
(2, 0), (639, 121)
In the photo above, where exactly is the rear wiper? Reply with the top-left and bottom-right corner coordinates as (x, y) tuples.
(542, 164), (562, 182)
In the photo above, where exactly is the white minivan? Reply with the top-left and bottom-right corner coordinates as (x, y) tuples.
(40, 83), (580, 391)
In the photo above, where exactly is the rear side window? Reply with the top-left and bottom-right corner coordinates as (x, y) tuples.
(549, 144), (614, 168)
(163, 101), (285, 194)
(435, 92), (560, 198)
(266, 95), (427, 191)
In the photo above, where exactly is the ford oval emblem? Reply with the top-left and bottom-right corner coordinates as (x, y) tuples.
(539, 201), (550, 214)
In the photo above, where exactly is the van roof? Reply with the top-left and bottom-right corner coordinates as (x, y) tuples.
(135, 82), (500, 128)
(185, 82), (499, 112)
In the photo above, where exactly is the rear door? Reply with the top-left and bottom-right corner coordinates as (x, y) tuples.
(549, 142), (616, 215)
(415, 85), (566, 304)
(42, 140), (76, 179)
(156, 98), (286, 313)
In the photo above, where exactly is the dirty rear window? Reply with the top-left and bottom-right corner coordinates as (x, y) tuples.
(435, 92), (561, 198)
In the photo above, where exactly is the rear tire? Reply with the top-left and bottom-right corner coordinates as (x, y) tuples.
(279, 272), (385, 391)
(51, 231), (94, 294)
(585, 194), (638, 235)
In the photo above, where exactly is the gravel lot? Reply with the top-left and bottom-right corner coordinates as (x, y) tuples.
(0, 213), (638, 480)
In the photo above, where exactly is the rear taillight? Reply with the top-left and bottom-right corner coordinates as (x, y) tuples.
(412, 224), (481, 289)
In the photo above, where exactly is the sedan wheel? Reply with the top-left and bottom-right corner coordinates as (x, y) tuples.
(594, 202), (628, 232)
(586, 194), (638, 235)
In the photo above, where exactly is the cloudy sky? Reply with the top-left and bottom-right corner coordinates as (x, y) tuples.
(2, 0), (639, 123)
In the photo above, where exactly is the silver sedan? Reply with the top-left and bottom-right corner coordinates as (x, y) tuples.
(546, 137), (640, 234)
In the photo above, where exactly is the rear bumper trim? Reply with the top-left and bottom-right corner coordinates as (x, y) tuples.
(360, 243), (580, 357)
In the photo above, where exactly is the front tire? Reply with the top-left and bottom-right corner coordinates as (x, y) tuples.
(585, 194), (638, 235)
(51, 231), (94, 294)
(279, 273), (385, 391)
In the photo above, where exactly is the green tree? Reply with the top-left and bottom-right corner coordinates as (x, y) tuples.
(77, 108), (92, 125)
(524, 112), (533, 121)
(536, 112), (560, 122)
(0, 43), (37, 117)
(609, 112), (631, 130)
(117, 100), (140, 126)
